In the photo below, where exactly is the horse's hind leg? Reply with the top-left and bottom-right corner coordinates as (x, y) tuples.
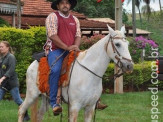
(84, 105), (96, 122)
(37, 95), (49, 122)
(18, 60), (40, 122)
(18, 91), (40, 122)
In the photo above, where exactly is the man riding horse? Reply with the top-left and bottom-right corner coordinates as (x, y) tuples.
(44, 0), (107, 115)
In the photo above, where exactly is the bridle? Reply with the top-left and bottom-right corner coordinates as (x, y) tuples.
(106, 35), (133, 70)
(76, 34), (133, 79)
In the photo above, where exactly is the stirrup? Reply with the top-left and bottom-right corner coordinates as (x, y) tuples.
(56, 96), (61, 104)
(53, 104), (62, 116)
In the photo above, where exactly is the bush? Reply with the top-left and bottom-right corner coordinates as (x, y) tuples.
(0, 17), (10, 27)
(103, 61), (163, 92)
(128, 36), (158, 63)
(0, 27), (46, 93)
(80, 33), (105, 50)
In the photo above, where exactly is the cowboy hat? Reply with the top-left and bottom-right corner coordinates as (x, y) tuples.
(51, 0), (77, 10)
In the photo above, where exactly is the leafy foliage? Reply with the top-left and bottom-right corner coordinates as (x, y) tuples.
(128, 14), (163, 55)
(128, 36), (159, 63)
(0, 27), (46, 93)
(80, 33), (105, 50)
(74, 0), (115, 18)
(103, 61), (163, 91)
(122, 8), (129, 24)
(0, 17), (10, 27)
(47, 0), (115, 18)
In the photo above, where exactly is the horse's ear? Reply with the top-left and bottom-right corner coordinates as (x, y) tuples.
(107, 24), (117, 37)
(121, 25), (126, 35)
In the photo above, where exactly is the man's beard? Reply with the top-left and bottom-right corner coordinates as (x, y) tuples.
(61, 8), (69, 15)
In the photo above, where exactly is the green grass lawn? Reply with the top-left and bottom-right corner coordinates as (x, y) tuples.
(0, 91), (163, 122)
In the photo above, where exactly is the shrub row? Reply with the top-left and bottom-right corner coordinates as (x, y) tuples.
(103, 61), (163, 92)
(0, 27), (46, 93)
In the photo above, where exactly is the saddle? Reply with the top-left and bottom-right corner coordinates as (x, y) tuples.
(37, 51), (80, 94)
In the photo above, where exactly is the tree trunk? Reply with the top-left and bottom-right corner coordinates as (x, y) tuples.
(114, 0), (123, 94)
(138, 7), (142, 27)
(147, 5), (150, 22)
(132, 0), (136, 38)
(159, 0), (162, 14)
(17, 0), (21, 28)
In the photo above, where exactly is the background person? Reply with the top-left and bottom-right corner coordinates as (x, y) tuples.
(0, 41), (30, 121)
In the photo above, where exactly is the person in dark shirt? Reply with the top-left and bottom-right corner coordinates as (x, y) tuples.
(0, 41), (30, 121)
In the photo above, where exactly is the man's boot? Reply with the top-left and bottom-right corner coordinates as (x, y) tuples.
(53, 96), (62, 116)
(95, 99), (108, 110)
(23, 111), (30, 121)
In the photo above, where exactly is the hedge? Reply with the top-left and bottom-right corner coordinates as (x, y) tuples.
(0, 27), (46, 93)
(0, 27), (162, 93)
(103, 61), (163, 92)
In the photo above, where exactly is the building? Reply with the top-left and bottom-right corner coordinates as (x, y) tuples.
(0, 0), (133, 36)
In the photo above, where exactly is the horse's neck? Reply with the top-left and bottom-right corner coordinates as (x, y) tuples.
(78, 35), (111, 76)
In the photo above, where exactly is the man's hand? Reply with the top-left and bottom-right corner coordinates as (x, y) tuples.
(67, 45), (80, 52)
(45, 45), (50, 56)
(0, 78), (3, 85)
(0, 76), (6, 85)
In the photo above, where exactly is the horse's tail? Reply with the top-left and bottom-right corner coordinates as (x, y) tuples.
(31, 97), (39, 122)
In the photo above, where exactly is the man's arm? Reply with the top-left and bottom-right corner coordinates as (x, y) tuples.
(49, 34), (68, 50)
(50, 34), (79, 51)
(74, 36), (81, 47)
(74, 16), (81, 50)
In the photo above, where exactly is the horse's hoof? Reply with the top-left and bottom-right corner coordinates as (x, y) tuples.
(23, 111), (30, 121)
(96, 102), (108, 110)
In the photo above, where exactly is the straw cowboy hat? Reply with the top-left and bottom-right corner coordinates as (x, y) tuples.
(51, 0), (77, 10)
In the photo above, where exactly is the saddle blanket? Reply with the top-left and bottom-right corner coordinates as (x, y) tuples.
(37, 51), (80, 93)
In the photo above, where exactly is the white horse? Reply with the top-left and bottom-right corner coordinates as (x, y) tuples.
(18, 25), (133, 122)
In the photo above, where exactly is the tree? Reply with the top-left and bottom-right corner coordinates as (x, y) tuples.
(74, 0), (115, 19)
(0, 17), (10, 27)
(47, 0), (115, 19)
(142, 0), (155, 22)
(127, 0), (142, 26)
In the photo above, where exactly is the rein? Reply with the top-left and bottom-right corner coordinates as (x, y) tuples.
(76, 59), (103, 79)
(50, 50), (66, 71)
(76, 35), (133, 81)
(67, 51), (78, 122)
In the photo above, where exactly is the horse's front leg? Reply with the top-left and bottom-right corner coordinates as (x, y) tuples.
(69, 104), (80, 122)
(84, 105), (96, 122)
(37, 95), (49, 122)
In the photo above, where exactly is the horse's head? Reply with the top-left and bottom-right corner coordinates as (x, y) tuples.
(106, 25), (133, 73)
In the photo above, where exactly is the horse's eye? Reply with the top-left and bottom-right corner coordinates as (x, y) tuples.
(115, 43), (120, 47)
